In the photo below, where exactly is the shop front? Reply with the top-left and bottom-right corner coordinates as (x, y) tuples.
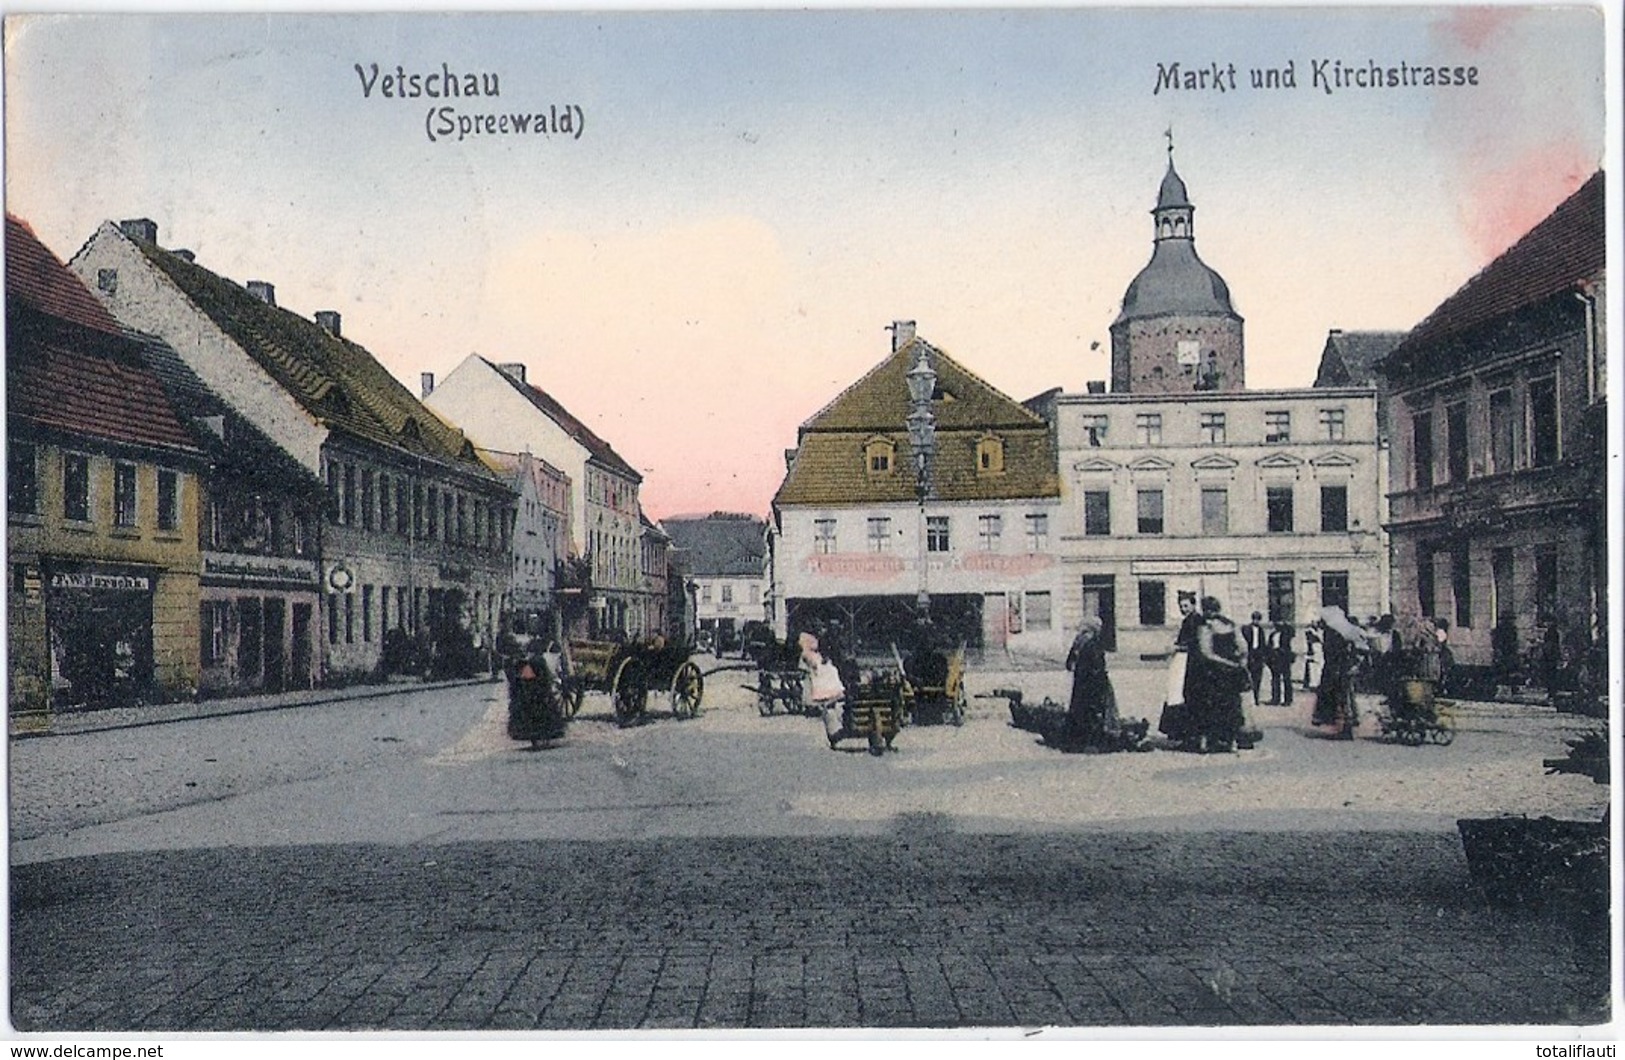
(43, 561), (157, 710)
(199, 552), (321, 697)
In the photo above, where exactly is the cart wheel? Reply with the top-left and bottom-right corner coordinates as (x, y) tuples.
(670, 661), (704, 719)
(611, 658), (647, 725)
(560, 681), (584, 718)
(1430, 715), (1456, 746)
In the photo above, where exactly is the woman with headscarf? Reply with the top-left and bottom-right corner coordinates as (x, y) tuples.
(1063, 614), (1119, 750)
(1191, 596), (1249, 753)
(1312, 604), (1366, 739)
(1158, 591), (1203, 748)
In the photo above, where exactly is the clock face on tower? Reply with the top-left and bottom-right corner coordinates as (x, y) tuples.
(1177, 339), (1200, 366)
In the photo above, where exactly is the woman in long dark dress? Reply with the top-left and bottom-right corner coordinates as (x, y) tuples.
(1312, 605), (1365, 738)
(1064, 615), (1119, 749)
(1191, 596), (1249, 753)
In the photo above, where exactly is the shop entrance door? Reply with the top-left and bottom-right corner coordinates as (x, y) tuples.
(291, 603), (313, 689)
(263, 598), (287, 692)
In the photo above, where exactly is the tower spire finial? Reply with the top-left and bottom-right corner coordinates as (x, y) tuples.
(1164, 126), (1174, 160)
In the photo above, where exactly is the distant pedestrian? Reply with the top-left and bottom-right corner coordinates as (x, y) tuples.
(1301, 626), (1320, 690)
(1191, 596), (1249, 753)
(1433, 617), (1454, 694)
(1267, 623), (1295, 705)
(1242, 612), (1268, 707)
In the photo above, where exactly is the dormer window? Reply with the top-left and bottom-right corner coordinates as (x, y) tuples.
(864, 438), (896, 476)
(976, 435), (1005, 475)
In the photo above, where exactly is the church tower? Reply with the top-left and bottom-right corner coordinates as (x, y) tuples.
(1109, 144), (1245, 393)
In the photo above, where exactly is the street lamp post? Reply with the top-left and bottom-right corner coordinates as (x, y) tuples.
(905, 345), (937, 618)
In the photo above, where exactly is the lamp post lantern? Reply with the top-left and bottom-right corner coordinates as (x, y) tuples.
(905, 345), (937, 615)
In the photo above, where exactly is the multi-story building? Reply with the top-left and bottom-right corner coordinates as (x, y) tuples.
(1039, 152), (1383, 656)
(1376, 171), (1606, 688)
(662, 512), (770, 648)
(71, 219), (515, 682)
(481, 448), (572, 637)
(137, 335), (327, 696)
(423, 356), (651, 639)
(7, 215), (205, 719)
(773, 322), (1064, 659)
(639, 511), (672, 640)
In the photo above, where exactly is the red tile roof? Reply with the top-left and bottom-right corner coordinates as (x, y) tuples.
(6, 215), (124, 336)
(6, 214), (199, 454)
(1386, 171), (1605, 362)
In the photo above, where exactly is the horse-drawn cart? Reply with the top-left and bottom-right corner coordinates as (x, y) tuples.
(558, 636), (705, 726)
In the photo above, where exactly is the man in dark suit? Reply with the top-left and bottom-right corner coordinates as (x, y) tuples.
(1242, 611), (1268, 708)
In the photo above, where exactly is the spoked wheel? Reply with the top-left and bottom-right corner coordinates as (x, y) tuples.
(560, 680), (584, 718)
(756, 674), (777, 717)
(611, 658), (647, 726)
(670, 661), (705, 719)
(1429, 714), (1456, 745)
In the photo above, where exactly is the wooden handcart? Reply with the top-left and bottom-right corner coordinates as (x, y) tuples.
(558, 635), (706, 726)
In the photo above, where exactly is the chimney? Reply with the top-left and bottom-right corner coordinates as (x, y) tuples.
(172, 249), (196, 263)
(498, 362), (527, 384)
(315, 311), (342, 337)
(420, 372), (435, 398)
(890, 319), (917, 352)
(1086, 380), (1107, 394)
(245, 280), (276, 306)
(119, 218), (158, 244)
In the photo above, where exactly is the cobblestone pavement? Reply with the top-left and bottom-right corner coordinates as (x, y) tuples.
(8, 661), (1614, 1032)
(9, 831), (1609, 1032)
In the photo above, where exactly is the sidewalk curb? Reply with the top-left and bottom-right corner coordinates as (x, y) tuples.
(9, 676), (501, 741)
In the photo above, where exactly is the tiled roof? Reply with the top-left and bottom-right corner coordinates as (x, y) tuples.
(1383, 171), (1605, 368)
(6, 215), (124, 336)
(661, 514), (767, 577)
(134, 333), (321, 492)
(1314, 331), (1406, 387)
(128, 233), (495, 478)
(481, 357), (641, 483)
(7, 217), (199, 455)
(776, 337), (1060, 507)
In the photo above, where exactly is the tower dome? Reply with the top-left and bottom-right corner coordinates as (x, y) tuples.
(1114, 158), (1235, 323)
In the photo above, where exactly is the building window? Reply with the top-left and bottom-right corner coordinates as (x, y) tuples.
(97, 268), (118, 294)
(9, 441), (38, 515)
(426, 487), (439, 539)
(113, 462), (138, 528)
(360, 470), (375, 530)
(1452, 543), (1472, 629)
(378, 475), (391, 534)
(1417, 545), (1436, 618)
(345, 591), (355, 644)
(1136, 489), (1163, 535)
(1412, 410), (1434, 489)
(1266, 485), (1294, 533)
(721, 584), (734, 604)
(1083, 491), (1111, 536)
(867, 516), (891, 552)
(456, 493), (467, 543)
(1200, 487), (1228, 535)
(444, 492), (454, 542)
(1319, 408), (1346, 441)
(63, 453), (91, 522)
(342, 463), (356, 526)
(1025, 512), (1048, 552)
(864, 439), (895, 475)
(1528, 375), (1559, 468)
(977, 514), (1002, 550)
(1024, 591), (1052, 631)
(749, 585), (760, 605)
(1265, 410), (1291, 444)
(201, 601), (228, 665)
(976, 436), (1005, 474)
(1321, 571), (1350, 615)
(1135, 413), (1162, 446)
(362, 584), (374, 642)
(1533, 547), (1559, 623)
(1138, 580), (1166, 626)
(1081, 414), (1108, 447)
(156, 470), (179, 531)
(1199, 411), (1226, 444)
(926, 515), (950, 553)
(328, 594), (340, 645)
(701, 584), (712, 604)
(1267, 572), (1295, 624)
(813, 518), (836, 554)
(1491, 548), (1514, 623)
(1320, 485), (1348, 532)
(1446, 402), (1469, 483)
(1489, 388), (1517, 474)
(380, 587), (391, 632)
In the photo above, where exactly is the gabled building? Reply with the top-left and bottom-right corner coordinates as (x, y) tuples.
(1375, 171), (1606, 688)
(7, 215), (205, 719)
(423, 356), (653, 639)
(773, 322), (1064, 658)
(480, 448), (572, 638)
(639, 510), (672, 640)
(71, 219), (515, 682)
(662, 512), (770, 647)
